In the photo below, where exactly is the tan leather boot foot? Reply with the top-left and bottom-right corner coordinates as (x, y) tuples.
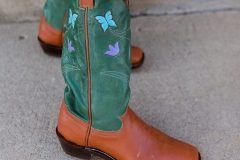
(57, 101), (200, 160)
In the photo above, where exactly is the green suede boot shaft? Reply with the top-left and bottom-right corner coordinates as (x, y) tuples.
(43, 0), (69, 30)
(62, 0), (131, 131)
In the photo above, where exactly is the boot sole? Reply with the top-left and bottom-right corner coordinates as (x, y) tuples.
(132, 52), (145, 69)
(38, 37), (144, 69)
(56, 128), (116, 160)
(38, 37), (62, 56)
(57, 128), (201, 160)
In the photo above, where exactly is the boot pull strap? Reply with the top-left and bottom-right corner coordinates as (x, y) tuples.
(80, 0), (94, 8)
(124, 0), (129, 6)
(80, 0), (129, 8)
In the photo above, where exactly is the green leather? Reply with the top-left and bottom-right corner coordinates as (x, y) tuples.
(62, 0), (131, 131)
(43, 0), (68, 30)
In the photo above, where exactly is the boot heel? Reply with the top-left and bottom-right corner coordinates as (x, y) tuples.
(38, 37), (62, 56)
(56, 128), (92, 160)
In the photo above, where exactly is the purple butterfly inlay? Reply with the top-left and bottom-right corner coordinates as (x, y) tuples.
(105, 42), (119, 57)
(67, 39), (75, 53)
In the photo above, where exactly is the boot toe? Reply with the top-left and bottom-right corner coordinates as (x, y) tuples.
(131, 46), (144, 68)
(162, 137), (200, 160)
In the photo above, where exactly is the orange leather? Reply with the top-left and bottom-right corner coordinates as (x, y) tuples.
(131, 46), (144, 66)
(124, 0), (129, 6)
(80, 0), (94, 8)
(58, 101), (199, 160)
(57, 103), (88, 146)
(84, 8), (93, 146)
(38, 16), (63, 47)
(80, 0), (128, 8)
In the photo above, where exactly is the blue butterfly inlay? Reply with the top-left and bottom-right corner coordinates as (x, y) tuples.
(105, 42), (120, 57)
(95, 10), (117, 32)
(68, 9), (78, 28)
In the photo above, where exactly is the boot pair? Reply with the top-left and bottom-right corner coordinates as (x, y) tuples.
(38, 0), (200, 159)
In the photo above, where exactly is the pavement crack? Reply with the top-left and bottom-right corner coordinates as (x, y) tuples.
(131, 7), (240, 18)
(2, 7), (240, 24)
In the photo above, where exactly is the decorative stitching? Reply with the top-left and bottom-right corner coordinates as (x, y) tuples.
(109, 28), (130, 41)
(62, 64), (82, 73)
(100, 71), (129, 83)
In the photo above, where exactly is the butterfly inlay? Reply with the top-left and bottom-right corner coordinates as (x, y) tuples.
(67, 39), (75, 53)
(68, 9), (78, 28)
(105, 42), (120, 57)
(95, 10), (117, 32)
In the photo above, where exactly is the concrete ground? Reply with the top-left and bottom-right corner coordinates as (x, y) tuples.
(1, 1), (240, 160)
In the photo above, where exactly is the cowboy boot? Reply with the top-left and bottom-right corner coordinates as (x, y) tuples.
(38, 0), (144, 68)
(56, 0), (201, 159)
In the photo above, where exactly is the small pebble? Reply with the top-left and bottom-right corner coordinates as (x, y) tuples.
(18, 35), (28, 40)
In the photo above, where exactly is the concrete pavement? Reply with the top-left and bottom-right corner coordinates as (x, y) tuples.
(1, 1), (240, 160)
(2, 0), (240, 22)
